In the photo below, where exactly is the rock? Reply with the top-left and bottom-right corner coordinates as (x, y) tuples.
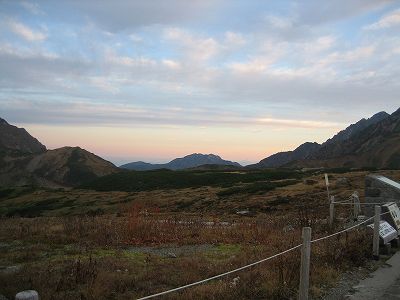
(236, 209), (250, 216)
(15, 290), (39, 300)
(167, 252), (177, 258)
(230, 276), (240, 287)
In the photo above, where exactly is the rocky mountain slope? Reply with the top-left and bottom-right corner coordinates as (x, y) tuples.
(0, 118), (46, 154)
(121, 153), (241, 170)
(323, 111), (389, 146)
(248, 142), (320, 169)
(251, 111), (392, 169)
(291, 108), (400, 169)
(0, 118), (119, 187)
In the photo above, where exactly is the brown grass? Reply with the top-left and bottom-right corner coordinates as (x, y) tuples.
(2, 169), (398, 299)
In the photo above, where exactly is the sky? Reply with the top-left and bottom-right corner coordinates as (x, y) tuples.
(1, 0), (400, 166)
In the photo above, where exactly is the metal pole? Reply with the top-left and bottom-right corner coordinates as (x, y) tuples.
(373, 205), (381, 260)
(299, 227), (312, 300)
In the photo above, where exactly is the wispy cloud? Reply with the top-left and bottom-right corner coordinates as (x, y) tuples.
(7, 19), (47, 41)
(0, 0), (399, 162)
(20, 1), (44, 15)
(365, 8), (400, 30)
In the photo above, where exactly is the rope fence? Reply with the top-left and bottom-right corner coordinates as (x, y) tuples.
(136, 209), (386, 300)
(137, 244), (302, 300)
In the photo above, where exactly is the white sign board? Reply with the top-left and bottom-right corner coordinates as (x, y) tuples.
(368, 221), (398, 244)
(383, 202), (400, 231)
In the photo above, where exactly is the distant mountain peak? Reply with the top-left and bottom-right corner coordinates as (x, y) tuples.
(121, 153), (241, 170)
(0, 117), (46, 154)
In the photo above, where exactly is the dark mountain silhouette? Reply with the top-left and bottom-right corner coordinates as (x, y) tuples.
(290, 108), (400, 169)
(322, 111), (389, 146)
(0, 118), (46, 155)
(251, 111), (391, 168)
(0, 118), (119, 187)
(121, 153), (241, 170)
(247, 142), (320, 169)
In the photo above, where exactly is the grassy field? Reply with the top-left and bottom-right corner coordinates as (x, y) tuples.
(1, 169), (400, 299)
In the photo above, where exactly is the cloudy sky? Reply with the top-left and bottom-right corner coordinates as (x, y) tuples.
(1, 0), (400, 165)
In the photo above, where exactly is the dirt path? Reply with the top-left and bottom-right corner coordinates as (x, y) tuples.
(324, 251), (400, 299)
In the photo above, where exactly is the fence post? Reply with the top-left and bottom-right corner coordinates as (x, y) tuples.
(373, 205), (381, 260)
(299, 227), (312, 300)
(329, 196), (335, 227)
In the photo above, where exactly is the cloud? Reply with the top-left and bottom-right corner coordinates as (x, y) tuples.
(164, 27), (220, 62)
(65, 0), (221, 32)
(365, 8), (400, 30)
(7, 19), (47, 41)
(20, 1), (44, 15)
(1, 98), (345, 130)
(224, 31), (246, 47)
(1, 0), (400, 133)
(296, 0), (395, 25)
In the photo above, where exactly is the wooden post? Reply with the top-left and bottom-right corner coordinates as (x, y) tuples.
(373, 205), (381, 260)
(15, 290), (39, 300)
(352, 192), (360, 221)
(299, 227), (312, 300)
(325, 174), (330, 203)
(329, 196), (335, 227)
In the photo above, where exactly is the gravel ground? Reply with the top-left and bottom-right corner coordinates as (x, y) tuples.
(320, 256), (389, 299)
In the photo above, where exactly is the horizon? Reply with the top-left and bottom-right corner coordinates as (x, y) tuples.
(1, 1), (400, 165)
(7, 107), (397, 167)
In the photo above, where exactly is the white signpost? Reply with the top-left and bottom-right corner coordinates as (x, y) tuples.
(382, 202), (400, 232)
(325, 173), (330, 203)
(368, 221), (398, 244)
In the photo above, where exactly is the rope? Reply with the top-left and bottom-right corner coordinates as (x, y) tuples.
(136, 211), (392, 299)
(311, 216), (374, 243)
(332, 202), (396, 205)
(136, 244), (301, 300)
(312, 211), (391, 243)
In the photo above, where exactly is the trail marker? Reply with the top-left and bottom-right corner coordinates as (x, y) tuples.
(325, 173), (330, 203)
(368, 220), (397, 245)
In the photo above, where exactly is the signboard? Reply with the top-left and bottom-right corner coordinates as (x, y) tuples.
(382, 202), (400, 231)
(368, 221), (398, 244)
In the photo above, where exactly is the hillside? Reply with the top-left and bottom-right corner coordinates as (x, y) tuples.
(26, 147), (120, 186)
(121, 153), (241, 170)
(291, 108), (400, 169)
(0, 118), (46, 155)
(0, 118), (120, 187)
(248, 142), (320, 169)
(252, 111), (392, 169)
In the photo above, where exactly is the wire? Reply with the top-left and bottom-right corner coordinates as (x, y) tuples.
(311, 216), (374, 243)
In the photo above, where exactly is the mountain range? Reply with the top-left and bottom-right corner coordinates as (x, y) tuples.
(1, 107), (399, 187)
(120, 154), (241, 170)
(251, 109), (399, 169)
(0, 119), (119, 187)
